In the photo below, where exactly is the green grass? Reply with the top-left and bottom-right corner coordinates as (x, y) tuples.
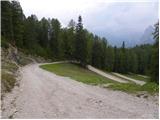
(1, 61), (18, 94)
(108, 82), (158, 94)
(124, 73), (150, 82)
(40, 63), (158, 94)
(2, 61), (19, 73)
(40, 63), (116, 85)
(1, 71), (16, 92)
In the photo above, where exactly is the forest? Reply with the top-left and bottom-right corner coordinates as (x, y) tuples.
(1, 1), (159, 83)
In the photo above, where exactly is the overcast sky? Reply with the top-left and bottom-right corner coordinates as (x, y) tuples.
(20, 0), (159, 46)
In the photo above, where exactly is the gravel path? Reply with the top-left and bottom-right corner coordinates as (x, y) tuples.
(2, 63), (158, 119)
(87, 65), (128, 83)
(112, 72), (146, 85)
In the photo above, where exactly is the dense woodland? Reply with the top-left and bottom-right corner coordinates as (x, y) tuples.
(1, 1), (159, 83)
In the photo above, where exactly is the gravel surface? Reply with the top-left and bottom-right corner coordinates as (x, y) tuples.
(87, 65), (128, 83)
(112, 72), (146, 85)
(2, 63), (159, 119)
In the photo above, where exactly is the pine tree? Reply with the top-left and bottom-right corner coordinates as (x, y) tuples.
(23, 15), (39, 50)
(68, 19), (76, 29)
(106, 46), (114, 71)
(86, 32), (94, 64)
(113, 46), (118, 72)
(50, 19), (61, 58)
(38, 17), (50, 48)
(91, 36), (103, 68)
(11, 1), (24, 47)
(67, 19), (76, 59)
(75, 16), (87, 66)
(101, 38), (107, 69)
(1, 1), (14, 42)
(150, 22), (159, 83)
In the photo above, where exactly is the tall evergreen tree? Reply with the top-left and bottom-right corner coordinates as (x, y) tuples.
(150, 22), (159, 83)
(68, 19), (76, 29)
(113, 46), (118, 72)
(91, 36), (103, 68)
(11, 1), (24, 47)
(50, 19), (61, 58)
(75, 16), (87, 66)
(101, 38), (107, 69)
(1, 1), (13, 42)
(106, 46), (114, 71)
(1, 0), (158, 84)
(120, 41), (127, 73)
(67, 19), (76, 59)
(23, 15), (39, 50)
(38, 17), (50, 48)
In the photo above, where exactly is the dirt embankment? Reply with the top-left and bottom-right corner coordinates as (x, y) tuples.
(1, 44), (52, 97)
(1, 45), (31, 96)
(2, 63), (159, 119)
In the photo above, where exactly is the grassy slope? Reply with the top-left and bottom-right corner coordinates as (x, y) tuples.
(40, 63), (117, 85)
(1, 46), (33, 95)
(1, 61), (19, 93)
(40, 63), (158, 94)
(123, 73), (150, 82)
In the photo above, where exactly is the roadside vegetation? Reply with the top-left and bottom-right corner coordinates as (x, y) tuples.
(1, 0), (158, 95)
(107, 82), (158, 94)
(40, 63), (158, 94)
(1, 71), (17, 93)
(2, 0), (159, 84)
(1, 60), (19, 94)
(40, 63), (117, 85)
(1, 44), (50, 95)
(123, 73), (150, 82)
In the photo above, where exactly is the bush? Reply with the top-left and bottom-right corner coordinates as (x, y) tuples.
(1, 71), (16, 92)
(1, 36), (9, 48)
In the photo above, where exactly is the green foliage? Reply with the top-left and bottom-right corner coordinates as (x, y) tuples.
(91, 36), (109, 70)
(60, 28), (74, 59)
(124, 73), (150, 82)
(38, 17), (50, 48)
(1, 1), (13, 41)
(150, 22), (159, 83)
(11, 1), (24, 47)
(1, 71), (16, 92)
(1, 36), (9, 48)
(1, 0), (158, 85)
(40, 63), (158, 94)
(127, 50), (138, 73)
(1, 61), (18, 93)
(108, 82), (158, 94)
(23, 15), (39, 49)
(106, 46), (114, 71)
(50, 18), (61, 58)
(2, 61), (19, 73)
(1, 0), (24, 47)
(74, 16), (88, 66)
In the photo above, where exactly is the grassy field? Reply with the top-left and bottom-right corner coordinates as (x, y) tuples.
(123, 73), (150, 82)
(40, 63), (117, 85)
(40, 63), (158, 94)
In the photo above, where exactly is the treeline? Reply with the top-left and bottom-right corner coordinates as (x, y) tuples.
(1, 1), (159, 83)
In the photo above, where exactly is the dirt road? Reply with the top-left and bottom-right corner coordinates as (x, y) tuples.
(87, 65), (128, 83)
(112, 72), (146, 85)
(2, 63), (158, 118)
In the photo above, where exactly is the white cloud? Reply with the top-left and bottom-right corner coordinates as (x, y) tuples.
(19, 0), (158, 46)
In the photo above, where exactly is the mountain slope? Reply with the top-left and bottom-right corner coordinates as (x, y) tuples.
(139, 26), (154, 45)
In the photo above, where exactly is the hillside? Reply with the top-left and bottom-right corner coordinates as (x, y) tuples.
(1, 0), (159, 119)
(2, 62), (159, 118)
(139, 25), (155, 45)
(1, 43), (52, 97)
